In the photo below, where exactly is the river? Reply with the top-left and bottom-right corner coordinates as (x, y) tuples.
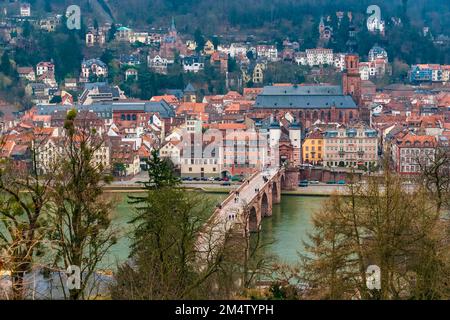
(104, 193), (327, 269)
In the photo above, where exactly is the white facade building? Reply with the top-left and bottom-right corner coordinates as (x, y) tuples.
(256, 45), (278, 62)
(20, 3), (31, 17)
(305, 49), (334, 67)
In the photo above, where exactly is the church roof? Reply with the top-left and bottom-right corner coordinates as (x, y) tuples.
(254, 85), (357, 109)
(37, 100), (175, 119)
(260, 85), (342, 95)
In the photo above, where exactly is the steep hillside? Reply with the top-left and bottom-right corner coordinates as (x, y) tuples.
(15, 0), (450, 36)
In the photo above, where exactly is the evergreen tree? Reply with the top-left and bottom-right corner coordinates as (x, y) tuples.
(142, 149), (179, 189)
(108, 23), (117, 42)
(0, 51), (12, 76)
(194, 28), (205, 53)
(22, 21), (32, 38)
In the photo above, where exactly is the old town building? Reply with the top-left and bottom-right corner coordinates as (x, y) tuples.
(323, 124), (378, 168)
(391, 132), (437, 174)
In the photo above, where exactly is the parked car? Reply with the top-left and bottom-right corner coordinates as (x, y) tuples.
(222, 176), (229, 181)
(299, 180), (309, 187)
(193, 177), (200, 181)
(214, 177), (222, 181)
(221, 181), (231, 186)
(326, 180), (336, 184)
(200, 177), (208, 181)
(309, 180), (320, 184)
(231, 175), (243, 182)
(337, 180), (346, 185)
(208, 177), (216, 181)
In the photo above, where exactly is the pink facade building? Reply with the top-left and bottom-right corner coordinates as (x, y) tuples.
(323, 124), (378, 168)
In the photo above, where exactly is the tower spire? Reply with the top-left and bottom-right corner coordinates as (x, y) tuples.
(171, 16), (176, 31)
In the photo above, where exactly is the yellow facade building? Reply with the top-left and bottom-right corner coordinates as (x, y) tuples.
(302, 131), (324, 165)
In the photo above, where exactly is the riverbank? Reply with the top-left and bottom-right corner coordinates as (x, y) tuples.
(104, 182), (345, 196)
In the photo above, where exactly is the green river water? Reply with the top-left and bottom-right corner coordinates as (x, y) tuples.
(103, 193), (326, 269)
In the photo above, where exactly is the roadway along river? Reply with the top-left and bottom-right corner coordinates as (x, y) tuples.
(102, 193), (327, 269)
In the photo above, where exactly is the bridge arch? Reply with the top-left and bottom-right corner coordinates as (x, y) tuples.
(249, 206), (258, 232)
(221, 170), (231, 178)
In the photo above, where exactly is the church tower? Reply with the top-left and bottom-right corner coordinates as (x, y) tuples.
(342, 54), (361, 106)
(269, 117), (281, 149)
(169, 16), (177, 37)
(319, 16), (325, 35)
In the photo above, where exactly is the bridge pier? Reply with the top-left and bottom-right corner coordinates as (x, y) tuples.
(271, 181), (281, 204)
(283, 167), (299, 190)
(262, 190), (273, 217)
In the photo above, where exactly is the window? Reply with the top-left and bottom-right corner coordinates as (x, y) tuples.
(189, 167), (192, 172)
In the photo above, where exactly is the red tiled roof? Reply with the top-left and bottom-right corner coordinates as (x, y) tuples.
(151, 95), (179, 104)
(209, 123), (247, 130)
(397, 133), (437, 148)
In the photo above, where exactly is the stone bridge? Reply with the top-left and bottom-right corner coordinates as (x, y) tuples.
(196, 166), (298, 260)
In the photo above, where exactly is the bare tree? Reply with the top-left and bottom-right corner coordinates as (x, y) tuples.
(48, 110), (117, 300)
(416, 143), (450, 215)
(298, 163), (450, 300)
(0, 133), (53, 300)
